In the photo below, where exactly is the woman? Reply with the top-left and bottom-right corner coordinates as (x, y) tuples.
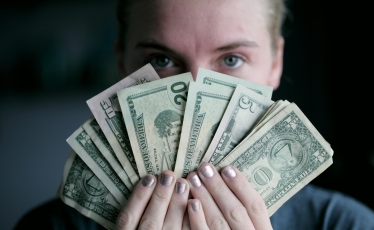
(15, 0), (374, 229)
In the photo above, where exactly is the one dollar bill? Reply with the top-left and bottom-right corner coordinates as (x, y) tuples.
(57, 151), (121, 230)
(82, 117), (134, 189)
(87, 64), (160, 184)
(67, 125), (131, 205)
(174, 82), (234, 178)
(118, 73), (193, 177)
(217, 103), (333, 216)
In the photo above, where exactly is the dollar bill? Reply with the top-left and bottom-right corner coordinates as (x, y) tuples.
(67, 126), (131, 205)
(57, 151), (121, 229)
(87, 64), (160, 184)
(217, 103), (333, 216)
(82, 117), (134, 189)
(174, 82), (234, 178)
(118, 73), (193, 177)
(224, 100), (291, 160)
(196, 68), (273, 98)
(202, 84), (274, 165)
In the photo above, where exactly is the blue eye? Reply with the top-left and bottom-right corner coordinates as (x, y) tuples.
(223, 55), (243, 68)
(149, 55), (174, 69)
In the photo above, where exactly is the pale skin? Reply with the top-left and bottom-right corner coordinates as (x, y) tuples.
(115, 0), (284, 229)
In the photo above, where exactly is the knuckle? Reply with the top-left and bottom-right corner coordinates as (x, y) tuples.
(229, 204), (248, 222)
(153, 189), (170, 203)
(209, 180), (226, 194)
(139, 219), (159, 230)
(250, 197), (267, 215)
(116, 210), (134, 229)
(208, 217), (228, 230)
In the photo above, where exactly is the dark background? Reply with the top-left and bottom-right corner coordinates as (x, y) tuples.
(1, 0), (373, 229)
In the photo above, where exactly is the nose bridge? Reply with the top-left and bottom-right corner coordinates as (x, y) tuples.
(186, 58), (209, 81)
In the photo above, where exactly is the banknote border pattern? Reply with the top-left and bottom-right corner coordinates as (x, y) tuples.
(62, 155), (120, 223)
(229, 111), (332, 209)
(202, 76), (262, 95)
(182, 91), (231, 177)
(75, 130), (132, 199)
(126, 86), (168, 175)
(210, 92), (271, 163)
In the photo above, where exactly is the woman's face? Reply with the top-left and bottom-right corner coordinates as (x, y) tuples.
(118, 0), (284, 89)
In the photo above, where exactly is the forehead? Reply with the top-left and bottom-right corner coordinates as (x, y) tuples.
(126, 0), (269, 50)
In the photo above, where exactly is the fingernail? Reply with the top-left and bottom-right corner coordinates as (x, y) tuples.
(160, 174), (173, 186)
(191, 200), (200, 212)
(142, 175), (155, 187)
(176, 182), (186, 194)
(189, 174), (201, 187)
(201, 165), (214, 178)
(223, 166), (236, 178)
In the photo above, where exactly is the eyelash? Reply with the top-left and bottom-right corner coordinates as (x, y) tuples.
(143, 53), (247, 70)
(218, 54), (246, 68)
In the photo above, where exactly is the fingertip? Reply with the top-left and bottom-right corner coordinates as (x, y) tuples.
(221, 166), (237, 179)
(187, 172), (202, 188)
(198, 162), (216, 179)
(188, 199), (201, 212)
(175, 178), (189, 195)
(187, 199), (209, 230)
(141, 174), (156, 187)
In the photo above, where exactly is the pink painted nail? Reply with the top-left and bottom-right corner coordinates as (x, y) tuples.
(189, 174), (202, 187)
(191, 200), (200, 212)
(223, 166), (236, 178)
(176, 182), (186, 194)
(142, 176), (155, 187)
(201, 165), (214, 178)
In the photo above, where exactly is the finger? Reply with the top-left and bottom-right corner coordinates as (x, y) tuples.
(187, 172), (230, 230)
(116, 175), (156, 230)
(163, 178), (190, 230)
(139, 170), (176, 229)
(182, 209), (191, 230)
(222, 166), (273, 229)
(187, 199), (209, 230)
(197, 163), (254, 230)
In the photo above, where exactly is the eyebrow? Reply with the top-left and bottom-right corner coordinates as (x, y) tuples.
(136, 39), (258, 54)
(136, 40), (178, 55)
(216, 40), (259, 52)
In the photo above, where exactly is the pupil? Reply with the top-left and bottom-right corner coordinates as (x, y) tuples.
(157, 56), (170, 67)
(225, 56), (238, 67)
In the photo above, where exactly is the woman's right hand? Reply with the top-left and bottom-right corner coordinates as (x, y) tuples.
(115, 170), (190, 230)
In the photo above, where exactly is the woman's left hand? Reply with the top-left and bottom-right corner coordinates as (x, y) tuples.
(186, 163), (273, 230)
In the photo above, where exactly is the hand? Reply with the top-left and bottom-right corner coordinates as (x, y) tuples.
(115, 170), (190, 230)
(186, 163), (273, 230)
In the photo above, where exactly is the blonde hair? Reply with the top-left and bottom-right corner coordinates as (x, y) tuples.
(116, 0), (286, 52)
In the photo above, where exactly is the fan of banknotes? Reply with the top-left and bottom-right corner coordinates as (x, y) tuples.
(57, 64), (333, 229)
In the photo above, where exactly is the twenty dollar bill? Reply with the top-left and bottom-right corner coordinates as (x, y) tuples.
(118, 73), (193, 177)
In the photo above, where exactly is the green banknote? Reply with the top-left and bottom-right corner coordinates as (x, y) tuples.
(202, 84), (274, 165)
(174, 82), (234, 178)
(227, 100), (291, 157)
(57, 151), (121, 229)
(118, 73), (193, 177)
(217, 103), (333, 216)
(196, 68), (273, 98)
(82, 117), (134, 189)
(67, 126), (131, 205)
(87, 64), (160, 184)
